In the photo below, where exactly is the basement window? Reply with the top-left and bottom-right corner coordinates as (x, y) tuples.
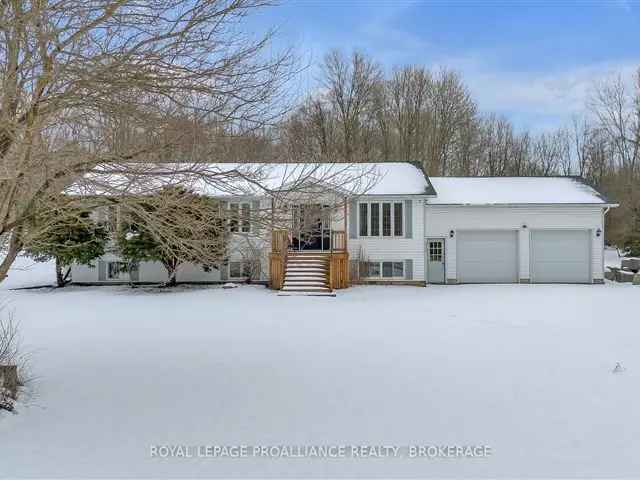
(107, 262), (128, 280)
(229, 261), (254, 279)
(363, 261), (404, 279)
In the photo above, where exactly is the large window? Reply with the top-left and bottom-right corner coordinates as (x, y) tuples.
(370, 203), (380, 236)
(241, 203), (251, 233)
(363, 261), (404, 279)
(394, 202), (404, 236)
(359, 201), (404, 238)
(359, 203), (368, 237)
(229, 203), (251, 233)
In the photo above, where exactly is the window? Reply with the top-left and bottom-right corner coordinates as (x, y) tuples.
(363, 261), (404, 279)
(359, 203), (368, 236)
(229, 261), (255, 279)
(229, 202), (251, 233)
(370, 203), (380, 236)
(394, 202), (403, 236)
(229, 204), (239, 232)
(359, 201), (404, 238)
(382, 203), (391, 236)
(108, 262), (128, 279)
(368, 262), (380, 277)
(393, 261), (404, 277)
(229, 261), (242, 278)
(241, 203), (250, 233)
(429, 241), (443, 262)
(382, 261), (393, 277)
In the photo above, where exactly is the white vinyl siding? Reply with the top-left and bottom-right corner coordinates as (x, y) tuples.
(349, 197), (425, 282)
(425, 205), (605, 283)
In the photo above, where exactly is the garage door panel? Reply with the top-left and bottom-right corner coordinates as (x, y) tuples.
(531, 230), (590, 283)
(457, 231), (518, 283)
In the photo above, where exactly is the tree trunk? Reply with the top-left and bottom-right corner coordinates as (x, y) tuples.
(166, 269), (177, 287)
(0, 229), (23, 284)
(55, 257), (66, 287)
(163, 258), (179, 287)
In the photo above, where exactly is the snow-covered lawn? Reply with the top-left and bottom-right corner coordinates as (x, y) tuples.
(1, 258), (640, 478)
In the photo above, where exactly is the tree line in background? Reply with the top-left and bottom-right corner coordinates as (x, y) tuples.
(1, 0), (639, 290)
(277, 50), (640, 250)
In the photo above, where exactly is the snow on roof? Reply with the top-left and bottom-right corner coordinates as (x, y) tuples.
(361, 162), (432, 195)
(73, 162), (433, 197)
(428, 176), (612, 205)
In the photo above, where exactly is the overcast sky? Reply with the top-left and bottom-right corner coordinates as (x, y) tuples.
(247, 0), (640, 131)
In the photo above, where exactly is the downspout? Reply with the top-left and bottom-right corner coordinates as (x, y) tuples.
(601, 206), (611, 280)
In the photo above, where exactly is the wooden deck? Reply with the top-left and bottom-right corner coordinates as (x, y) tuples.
(269, 229), (349, 291)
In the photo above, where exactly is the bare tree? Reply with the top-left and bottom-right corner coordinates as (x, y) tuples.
(426, 69), (477, 176)
(382, 66), (432, 163)
(590, 72), (640, 173)
(0, 0), (295, 283)
(321, 50), (382, 162)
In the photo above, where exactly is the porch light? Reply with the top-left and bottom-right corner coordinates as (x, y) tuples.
(449, 230), (455, 238)
(596, 228), (602, 237)
(522, 224), (527, 229)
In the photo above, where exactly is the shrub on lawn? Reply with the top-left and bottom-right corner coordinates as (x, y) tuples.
(0, 308), (31, 413)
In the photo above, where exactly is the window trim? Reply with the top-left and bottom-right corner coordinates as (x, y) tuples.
(357, 201), (404, 238)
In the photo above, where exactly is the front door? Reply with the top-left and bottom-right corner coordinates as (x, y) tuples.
(427, 238), (445, 284)
(291, 204), (331, 251)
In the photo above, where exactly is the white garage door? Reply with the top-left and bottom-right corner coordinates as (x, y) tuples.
(457, 230), (518, 283)
(530, 230), (591, 283)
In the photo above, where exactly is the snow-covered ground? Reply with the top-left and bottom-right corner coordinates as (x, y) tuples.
(1, 257), (640, 478)
(605, 246), (623, 268)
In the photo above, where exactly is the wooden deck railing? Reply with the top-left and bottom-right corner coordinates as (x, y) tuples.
(268, 228), (349, 290)
(269, 229), (288, 290)
(331, 230), (346, 251)
(329, 251), (349, 289)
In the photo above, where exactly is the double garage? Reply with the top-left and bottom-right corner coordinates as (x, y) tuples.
(455, 229), (592, 284)
(424, 176), (615, 285)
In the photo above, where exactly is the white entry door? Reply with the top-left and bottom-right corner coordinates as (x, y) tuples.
(426, 238), (445, 284)
(457, 230), (518, 283)
(530, 230), (591, 283)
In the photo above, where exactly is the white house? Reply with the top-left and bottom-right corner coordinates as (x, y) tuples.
(71, 162), (617, 292)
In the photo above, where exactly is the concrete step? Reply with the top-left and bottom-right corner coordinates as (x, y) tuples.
(277, 291), (336, 297)
(286, 268), (327, 273)
(280, 287), (333, 293)
(283, 283), (330, 289)
(286, 261), (328, 267)
(285, 275), (327, 281)
(283, 278), (329, 284)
